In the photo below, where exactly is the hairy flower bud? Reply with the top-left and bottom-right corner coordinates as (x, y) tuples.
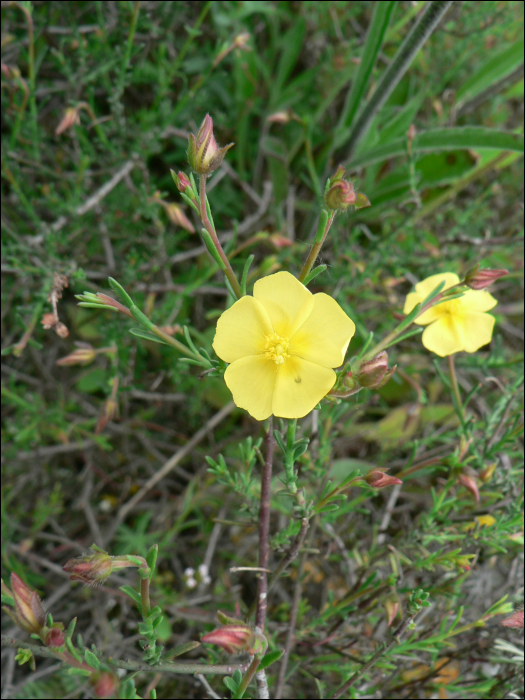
(63, 549), (114, 585)
(325, 166), (357, 211)
(5, 573), (46, 634)
(357, 351), (396, 389)
(44, 625), (65, 647)
(458, 473), (479, 502)
(164, 203), (195, 233)
(202, 624), (256, 654)
(187, 114), (234, 176)
(366, 469), (402, 489)
(172, 170), (193, 196)
(90, 670), (120, 698)
(56, 344), (96, 367)
(501, 610), (524, 629)
(464, 266), (508, 290)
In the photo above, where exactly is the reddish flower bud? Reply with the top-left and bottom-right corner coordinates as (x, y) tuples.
(479, 462), (496, 483)
(385, 597), (400, 627)
(6, 573), (46, 634)
(187, 114), (234, 176)
(357, 351), (394, 388)
(172, 170), (193, 196)
(501, 610), (524, 629)
(55, 106), (81, 136)
(458, 473), (480, 502)
(464, 267), (508, 290)
(325, 166), (357, 211)
(90, 670), (120, 698)
(44, 625), (65, 647)
(56, 344), (96, 367)
(164, 203), (195, 233)
(366, 469), (402, 489)
(63, 549), (114, 586)
(202, 624), (256, 654)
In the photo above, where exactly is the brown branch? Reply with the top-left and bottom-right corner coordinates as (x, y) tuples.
(256, 417), (274, 632)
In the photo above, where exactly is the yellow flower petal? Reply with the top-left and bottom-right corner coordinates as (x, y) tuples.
(224, 356), (277, 421)
(272, 356), (336, 419)
(213, 296), (273, 363)
(290, 293), (355, 367)
(421, 316), (465, 357)
(459, 289), (497, 313)
(404, 273), (460, 323)
(460, 311), (496, 352)
(414, 272), (460, 298)
(253, 271), (314, 337)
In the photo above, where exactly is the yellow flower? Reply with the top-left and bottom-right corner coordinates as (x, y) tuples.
(213, 271), (355, 420)
(403, 272), (497, 357)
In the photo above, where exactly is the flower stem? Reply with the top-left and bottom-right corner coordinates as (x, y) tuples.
(447, 354), (465, 424)
(234, 655), (262, 699)
(199, 176), (242, 299)
(283, 419), (298, 494)
(298, 211), (336, 283)
(256, 417), (274, 632)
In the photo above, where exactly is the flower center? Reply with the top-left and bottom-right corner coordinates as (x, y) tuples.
(441, 298), (462, 315)
(264, 333), (290, 365)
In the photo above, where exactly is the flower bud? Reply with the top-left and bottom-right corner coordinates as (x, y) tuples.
(384, 597), (400, 627)
(324, 166), (357, 211)
(501, 610), (524, 629)
(63, 549), (114, 585)
(44, 625), (65, 647)
(458, 473), (479, 502)
(55, 106), (81, 136)
(56, 344), (96, 367)
(187, 114), (234, 176)
(164, 203), (195, 233)
(5, 573), (46, 634)
(464, 266), (508, 290)
(172, 170), (193, 196)
(366, 469), (402, 489)
(90, 670), (120, 699)
(357, 351), (391, 388)
(479, 462), (496, 483)
(202, 624), (256, 654)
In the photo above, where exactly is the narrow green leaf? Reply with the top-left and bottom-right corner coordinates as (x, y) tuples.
(349, 127), (524, 168)
(84, 648), (101, 669)
(130, 305), (156, 330)
(162, 640), (201, 661)
(108, 277), (133, 308)
(338, 1), (396, 132)
(129, 328), (168, 345)
(240, 254), (255, 296)
(146, 544), (159, 581)
(303, 264), (327, 286)
(455, 39), (525, 109)
(120, 584), (142, 606)
(258, 649), (285, 671)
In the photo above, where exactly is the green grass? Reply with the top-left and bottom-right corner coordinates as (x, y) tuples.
(1, 1), (523, 698)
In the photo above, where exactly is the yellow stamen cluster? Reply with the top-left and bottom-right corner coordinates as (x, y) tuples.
(264, 333), (290, 365)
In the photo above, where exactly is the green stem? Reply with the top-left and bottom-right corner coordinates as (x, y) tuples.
(1, 635), (249, 675)
(447, 354), (465, 424)
(234, 655), (261, 699)
(112, 1), (140, 128)
(140, 576), (151, 618)
(283, 419), (298, 494)
(199, 176), (242, 299)
(298, 211), (336, 283)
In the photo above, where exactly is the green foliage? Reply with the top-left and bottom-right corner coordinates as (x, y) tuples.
(1, 1), (523, 698)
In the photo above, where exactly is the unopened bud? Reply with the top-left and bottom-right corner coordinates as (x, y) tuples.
(384, 597), (400, 627)
(366, 469), (402, 489)
(63, 548), (114, 585)
(44, 625), (65, 647)
(458, 473), (480, 502)
(90, 670), (120, 698)
(4, 573), (46, 635)
(56, 344), (96, 367)
(202, 624), (256, 654)
(357, 351), (391, 388)
(325, 166), (357, 211)
(187, 114), (234, 176)
(164, 203), (195, 233)
(172, 170), (193, 196)
(55, 106), (81, 135)
(464, 266), (508, 290)
(479, 462), (496, 483)
(501, 610), (524, 629)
